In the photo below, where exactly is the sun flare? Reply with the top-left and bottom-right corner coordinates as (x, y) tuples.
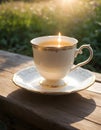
(62, 0), (76, 5)
(58, 32), (62, 47)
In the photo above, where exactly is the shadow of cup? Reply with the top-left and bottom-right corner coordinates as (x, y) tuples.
(5, 89), (96, 130)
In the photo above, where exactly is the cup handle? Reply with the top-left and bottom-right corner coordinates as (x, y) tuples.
(71, 44), (93, 71)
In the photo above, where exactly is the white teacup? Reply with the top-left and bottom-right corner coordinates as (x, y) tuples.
(31, 36), (93, 88)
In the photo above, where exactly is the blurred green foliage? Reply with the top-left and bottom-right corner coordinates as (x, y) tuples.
(0, 0), (101, 72)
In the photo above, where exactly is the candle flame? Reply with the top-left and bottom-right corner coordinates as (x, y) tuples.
(58, 32), (62, 47)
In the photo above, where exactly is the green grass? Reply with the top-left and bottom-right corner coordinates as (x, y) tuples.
(0, 0), (101, 72)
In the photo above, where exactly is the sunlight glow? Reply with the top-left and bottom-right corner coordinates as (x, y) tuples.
(62, 0), (76, 5)
(58, 32), (62, 47)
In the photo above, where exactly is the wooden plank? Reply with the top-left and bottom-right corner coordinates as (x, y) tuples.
(71, 119), (101, 130)
(0, 70), (101, 130)
(94, 72), (101, 83)
(80, 88), (101, 107)
(0, 50), (34, 73)
(0, 96), (101, 130)
(0, 50), (101, 130)
(87, 82), (101, 94)
(0, 110), (40, 130)
(0, 71), (19, 97)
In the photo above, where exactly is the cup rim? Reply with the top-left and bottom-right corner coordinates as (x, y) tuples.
(31, 35), (78, 50)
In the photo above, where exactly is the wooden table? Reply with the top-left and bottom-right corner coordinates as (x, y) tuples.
(0, 50), (101, 130)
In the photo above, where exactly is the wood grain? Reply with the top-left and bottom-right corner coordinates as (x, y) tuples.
(0, 50), (101, 130)
(94, 72), (101, 83)
(0, 50), (34, 73)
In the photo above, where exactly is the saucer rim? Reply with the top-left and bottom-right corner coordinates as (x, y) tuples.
(13, 66), (95, 95)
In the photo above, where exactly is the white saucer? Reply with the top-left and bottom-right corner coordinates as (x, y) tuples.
(13, 66), (95, 95)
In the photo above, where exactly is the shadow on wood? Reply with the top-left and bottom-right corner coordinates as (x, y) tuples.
(0, 88), (96, 130)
